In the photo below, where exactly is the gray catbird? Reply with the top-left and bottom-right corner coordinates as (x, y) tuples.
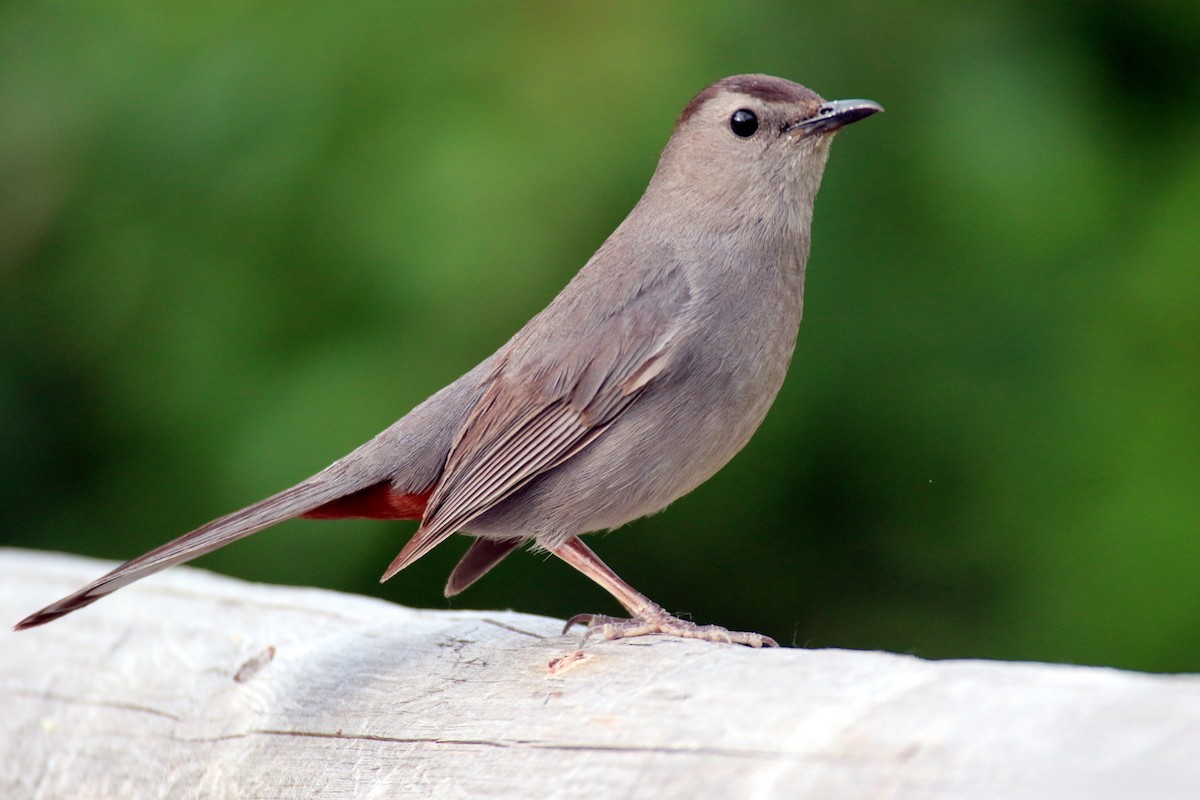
(16, 74), (881, 646)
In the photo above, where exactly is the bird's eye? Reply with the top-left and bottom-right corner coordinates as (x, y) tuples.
(729, 109), (759, 137)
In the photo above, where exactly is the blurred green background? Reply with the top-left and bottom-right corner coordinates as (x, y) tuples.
(3, 1), (1198, 672)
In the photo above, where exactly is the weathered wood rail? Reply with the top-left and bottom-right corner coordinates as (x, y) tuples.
(3, 548), (1197, 799)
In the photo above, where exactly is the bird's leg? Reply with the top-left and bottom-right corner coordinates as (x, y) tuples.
(552, 536), (778, 648)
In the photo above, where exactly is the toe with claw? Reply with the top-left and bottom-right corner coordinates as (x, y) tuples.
(564, 609), (778, 648)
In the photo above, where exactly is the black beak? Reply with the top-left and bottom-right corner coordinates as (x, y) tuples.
(788, 99), (883, 136)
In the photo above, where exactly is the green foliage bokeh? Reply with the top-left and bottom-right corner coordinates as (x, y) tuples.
(3, 1), (1198, 671)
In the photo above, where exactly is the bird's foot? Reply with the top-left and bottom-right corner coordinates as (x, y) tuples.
(563, 607), (778, 648)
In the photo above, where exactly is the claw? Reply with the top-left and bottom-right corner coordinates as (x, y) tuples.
(562, 613), (598, 634)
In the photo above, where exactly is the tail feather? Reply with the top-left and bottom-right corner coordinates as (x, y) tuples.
(15, 346), (494, 631)
(15, 468), (382, 630)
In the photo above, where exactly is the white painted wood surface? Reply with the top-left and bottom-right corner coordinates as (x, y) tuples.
(2, 547), (1198, 799)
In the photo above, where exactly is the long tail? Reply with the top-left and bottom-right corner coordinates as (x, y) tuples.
(14, 460), (393, 630)
(15, 356), (497, 631)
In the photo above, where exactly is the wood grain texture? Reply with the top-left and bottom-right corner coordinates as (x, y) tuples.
(3, 548), (1198, 799)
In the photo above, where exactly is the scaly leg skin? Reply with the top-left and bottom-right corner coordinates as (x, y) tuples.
(552, 537), (779, 648)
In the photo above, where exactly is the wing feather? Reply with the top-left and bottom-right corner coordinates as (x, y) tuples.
(382, 257), (692, 580)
